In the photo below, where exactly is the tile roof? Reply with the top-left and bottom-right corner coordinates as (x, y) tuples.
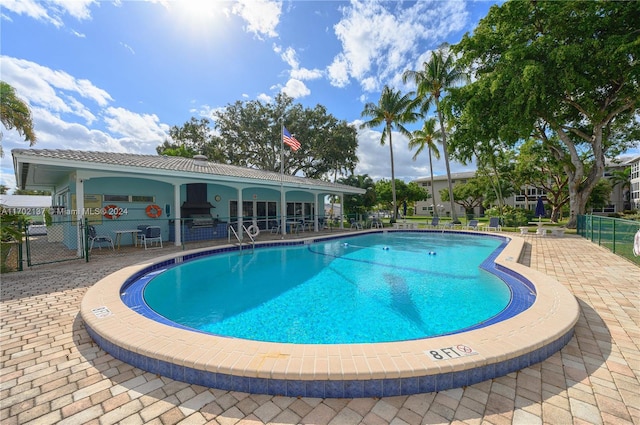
(12, 149), (365, 193)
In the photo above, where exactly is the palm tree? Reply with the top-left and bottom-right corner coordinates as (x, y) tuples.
(360, 86), (419, 221)
(408, 118), (441, 217)
(1, 81), (36, 156)
(403, 47), (468, 223)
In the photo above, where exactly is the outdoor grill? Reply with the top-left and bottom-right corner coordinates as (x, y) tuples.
(188, 213), (215, 228)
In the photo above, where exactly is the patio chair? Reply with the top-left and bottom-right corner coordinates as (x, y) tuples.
(88, 225), (114, 251)
(140, 226), (163, 249)
(466, 219), (479, 230)
(441, 221), (456, 230)
(269, 220), (281, 234)
(429, 217), (440, 229)
(350, 218), (363, 230)
(136, 224), (150, 245)
(486, 217), (502, 231)
(292, 220), (306, 233)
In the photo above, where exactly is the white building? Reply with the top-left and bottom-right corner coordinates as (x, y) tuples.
(413, 156), (639, 218)
(602, 155), (639, 213)
(630, 156), (640, 210)
(0, 194), (51, 221)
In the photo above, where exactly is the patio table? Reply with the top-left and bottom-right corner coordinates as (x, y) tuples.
(114, 229), (141, 249)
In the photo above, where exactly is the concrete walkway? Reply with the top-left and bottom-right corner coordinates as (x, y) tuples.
(1, 233), (638, 424)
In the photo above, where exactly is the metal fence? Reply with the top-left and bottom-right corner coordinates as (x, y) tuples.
(20, 214), (347, 266)
(24, 218), (87, 266)
(577, 215), (640, 265)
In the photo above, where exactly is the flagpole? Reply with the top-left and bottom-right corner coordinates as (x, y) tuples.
(280, 121), (286, 238)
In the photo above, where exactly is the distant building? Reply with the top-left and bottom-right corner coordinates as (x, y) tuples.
(413, 172), (478, 218)
(602, 155), (639, 213)
(0, 194), (51, 221)
(412, 156), (640, 217)
(630, 156), (640, 210)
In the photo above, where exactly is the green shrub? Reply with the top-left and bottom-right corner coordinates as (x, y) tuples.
(483, 205), (533, 227)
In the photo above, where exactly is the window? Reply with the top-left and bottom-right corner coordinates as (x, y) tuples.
(104, 194), (128, 202)
(132, 195), (154, 203)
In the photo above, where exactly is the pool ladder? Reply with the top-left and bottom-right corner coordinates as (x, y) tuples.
(228, 224), (255, 251)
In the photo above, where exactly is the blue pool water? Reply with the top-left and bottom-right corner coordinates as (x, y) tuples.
(142, 232), (515, 344)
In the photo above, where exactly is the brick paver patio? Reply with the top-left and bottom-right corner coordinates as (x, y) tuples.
(1, 233), (638, 424)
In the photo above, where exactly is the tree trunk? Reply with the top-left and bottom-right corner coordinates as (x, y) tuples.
(550, 207), (561, 223)
(435, 99), (458, 223)
(555, 123), (606, 228)
(566, 182), (591, 228)
(388, 125), (397, 222)
(429, 148), (437, 217)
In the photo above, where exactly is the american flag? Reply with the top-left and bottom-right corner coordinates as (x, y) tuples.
(283, 126), (301, 151)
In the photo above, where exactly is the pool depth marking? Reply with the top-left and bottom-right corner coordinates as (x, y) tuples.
(425, 344), (479, 361)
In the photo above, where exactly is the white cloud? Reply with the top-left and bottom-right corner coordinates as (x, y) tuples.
(0, 0), (96, 27)
(352, 119), (459, 183)
(1, 56), (112, 122)
(279, 46), (298, 69)
(257, 93), (273, 103)
(119, 42), (135, 55)
(291, 67), (323, 81)
(231, 0), (281, 39)
(281, 79), (310, 99)
(0, 55), (172, 185)
(327, 54), (350, 88)
(273, 44), (322, 99)
(329, 0), (469, 93)
(103, 107), (169, 143)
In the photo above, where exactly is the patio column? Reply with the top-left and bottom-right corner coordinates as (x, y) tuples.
(237, 188), (243, 238)
(339, 193), (344, 229)
(75, 175), (85, 257)
(173, 184), (181, 246)
(281, 188), (287, 236)
(314, 193), (320, 232)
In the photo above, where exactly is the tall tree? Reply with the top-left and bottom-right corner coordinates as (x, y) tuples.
(438, 177), (486, 218)
(338, 174), (376, 218)
(209, 94), (358, 179)
(360, 86), (419, 221)
(158, 94), (359, 179)
(375, 179), (429, 217)
(451, 1), (639, 227)
(1, 81), (37, 156)
(408, 118), (441, 216)
(156, 117), (213, 158)
(403, 46), (468, 223)
(514, 138), (570, 222)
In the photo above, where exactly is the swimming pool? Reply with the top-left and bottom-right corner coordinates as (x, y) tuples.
(81, 229), (579, 398)
(140, 233), (522, 344)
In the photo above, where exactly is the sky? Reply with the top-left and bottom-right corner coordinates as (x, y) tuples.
(3, 0), (508, 192)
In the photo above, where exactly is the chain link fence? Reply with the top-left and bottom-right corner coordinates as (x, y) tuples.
(3, 213), (360, 271)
